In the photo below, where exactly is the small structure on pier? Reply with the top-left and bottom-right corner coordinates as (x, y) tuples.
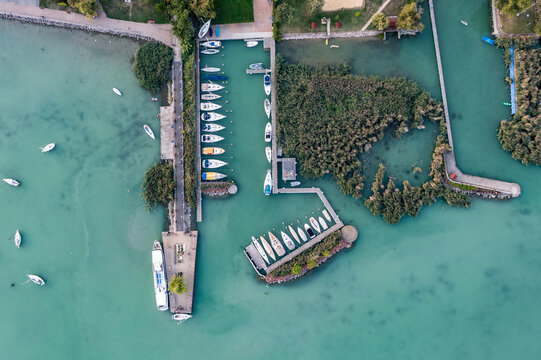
(281, 158), (297, 181)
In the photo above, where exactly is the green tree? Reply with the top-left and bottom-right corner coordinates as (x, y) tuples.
(364, 163), (386, 215)
(291, 264), (302, 274)
(535, 22), (541, 36)
(142, 162), (175, 210)
(169, 273), (187, 294)
(67, 0), (97, 18)
(401, 180), (423, 217)
(372, 12), (389, 30)
(382, 177), (404, 224)
(171, 4), (195, 56)
(496, 0), (530, 16)
(307, 0), (324, 16)
(189, 0), (215, 19)
(397, 3), (424, 32)
(132, 43), (173, 92)
(275, 3), (295, 24)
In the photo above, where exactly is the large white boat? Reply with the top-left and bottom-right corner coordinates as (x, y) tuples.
(27, 274), (45, 286)
(264, 73), (271, 95)
(201, 66), (220, 72)
(202, 172), (227, 180)
(264, 122), (272, 142)
(265, 146), (271, 163)
(264, 98), (271, 119)
(297, 227), (308, 242)
(318, 216), (328, 230)
(201, 112), (226, 121)
(309, 217), (321, 233)
(202, 123), (225, 132)
(143, 124), (155, 140)
(201, 83), (224, 92)
(202, 159), (228, 169)
(288, 225), (300, 244)
(201, 93), (221, 101)
(264, 169), (272, 196)
(260, 236), (275, 261)
(41, 142), (55, 153)
(268, 231), (285, 257)
(201, 40), (221, 48)
(152, 240), (169, 312)
(280, 231), (296, 251)
(201, 49), (219, 55)
(198, 19), (211, 38)
(201, 102), (222, 111)
(252, 236), (269, 264)
(14, 229), (21, 248)
(3, 178), (20, 187)
(202, 147), (225, 155)
(201, 134), (224, 143)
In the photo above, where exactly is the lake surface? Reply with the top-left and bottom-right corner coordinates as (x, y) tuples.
(2, 0), (541, 358)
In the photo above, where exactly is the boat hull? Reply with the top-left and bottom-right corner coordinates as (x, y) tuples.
(297, 227), (308, 242)
(264, 122), (272, 142)
(202, 123), (225, 132)
(201, 93), (221, 100)
(281, 231), (296, 251)
(268, 232), (286, 257)
(260, 236), (275, 261)
(318, 216), (328, 230)
(304, 224), (315, 239)
(252, 237), (270, 264)
(201, 112), (226, 121)
(202, 172), (227, 180)
(265, 146), (271, 163)
(201, 41), (221, 48)
(264, 169), (272, 195)
(201, 135), (224, 143)
(264, 99), (271, 118)
(202, 159), (228, 168)
(201, 49), (219, 55)
(322, 210), (332, 222)
(202, 66), (220, 72)
(310, 217), (321, 233)
(15, 230), (21, 248)
(202, 147), (225, 155)
(264, 74), (271, 95)
(41, 143), (55, 152)
(152, 241), (169, 311)
(288, 225), (301, 244)
(201, 102), (222, 111)
(3, 178), (20, 186)
(143, 124), (155, 139)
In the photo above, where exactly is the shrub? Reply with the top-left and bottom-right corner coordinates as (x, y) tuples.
(372, 12), (389, 30)
(397, 3), (424, 32)
(142, 162), (175, 210)
(291, 264), (302, 274)
(133, 42), (173, 92)
(169, 273), (187, 294)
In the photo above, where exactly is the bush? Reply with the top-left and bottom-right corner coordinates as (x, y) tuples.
(496, 0), (530, 16)
(372, 12), (389, 30)
(132, 42), (173, 92)
(291, 264), (302, 274)
(142, 162), (175, 210)
(397, 3), (424, 32)
(67, 0), (97, 17)
(169, 273), (187, 294)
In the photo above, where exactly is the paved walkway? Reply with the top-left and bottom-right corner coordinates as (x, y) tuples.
(281, 29), (381, 40)
(160, 105), (174, 160)
(361, 0), (392, 31)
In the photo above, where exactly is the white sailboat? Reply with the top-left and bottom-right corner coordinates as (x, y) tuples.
(264, 98), (271, 118)
(201, 112), (226, 121)
(249, 63), (263, 70)
(112, 87), (122, 96)
(3, 178), (20, 186)
(322, 209), (332, 222)
(245, 40), (258, 47)
(288, 225), (301, 244)
(201, 83), (224, 92)
(252, 236), (270, 264)
(201, 134), (224, 143)
(280, 231), (296, 251)
(27, 274), (45, 286)
(143, 124), (155, 139)
(264, 122), (272, 142)
(14, 229), (21, 248)
(201, 49), (219, 55)
(41, 142), (55, 153)
(202, 159), (228, 169)
(152, 240), (169, 311)
(290, 181), (301, 187)
(264, 169), (272, 196)
(265, 146), (271, 163)
(264, 73), (271, 95)
(172, 313), (192, 323)
(201, 102), (222, 111)
(201, 93), (221, 101)
(202, 123), (225, 132)
(198, 19), (211, 38)
(318, 216), (328, 230)
(201, 40), (221, 48)
(260, 236), (276, 261)
(201, 66), (221, 72)
(268, 231), (285, 257)
(309, 217), (321, 233)
(297, 227), (308, 242)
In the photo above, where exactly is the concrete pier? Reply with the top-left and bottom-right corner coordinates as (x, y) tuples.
(160, 106), (174, 160)
(270, 39), (278, 194)
(246, 68), (271, 74)
(195, 42), (203, 223)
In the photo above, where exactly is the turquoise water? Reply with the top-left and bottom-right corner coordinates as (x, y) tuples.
(2, 0), (541, 358)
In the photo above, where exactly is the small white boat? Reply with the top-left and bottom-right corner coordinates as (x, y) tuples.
(310, 217), (321, 233)
(143, 124), (155, 140)
(202, 66), (221, 72)
(264, 98), (271, 118)
(268, 231), (286, 257)
(318, 216), (328, 231)
(41, 142), (55, 152)
(172, 313), (192, 323)
(297, 227), (308, 242)
(290, 181), (301, 187)
(27, 274), (45, 286)
(249, 63), (263, 70)
(112, 87), (122, 96)
(280, 231), (296, 251)
(3, 178), (20, 187)
(201, 112), (226, 121)
(201, 102), (222, 111)
(201, 49), (219, 55)
(198, 19), (211, 38)
(322, 209), (332, 223)
(14, 229), (21, 248)
(152, 241), (169, 311)
(202, 159), (228, 168)
(202, 172), (227, 180)
(202, 147), (225, 155)
(264, 169), (272, 196)
(288, 225), (300, 244)
(201, 134), (224, 143)
(252, 236), (270, 264)
(330, 45), (340, 49)
(264, 122), (272, 142)
(202, 123), (225, 132)
(260, 236), (276, 261)
(461, 20), (468, 26)
(201, 93), (221, 101)
(265, 146), (271, 163)
(264, 73), (271, 95)
(201, 83), (224, 92)
(245, 40), (258, 47)
(201, 40), (221, 48)
(304, 224), (315, 239)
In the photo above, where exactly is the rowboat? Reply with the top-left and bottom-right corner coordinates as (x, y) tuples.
(201, 102), (221, 111)
(201, 49), (219, 55)
(310, 216), (321, 233)
(201, 134), (224, 143)
(264, 73), (271, 95)
(297, 227), (308, 242)
(245, 40), (258, 47)
(280, 231), (295, 251)
(201, 40), (221, 48)
(41, 142), (55, 152)
(201, 93), (221, 100)
(263, 169), (272, 196)
(265, 146), (271, 163)
(202, 172), (227, 180)
(288, 225), (300, 244)
(202, 123), (225, 132)
(304, 224), (315, 239)
(249, 63), (263, 70)
(290, 181), (301, 187)
(318, 216), (328, 230)
(14, 229), (21, 248)
(264, 122), (272, 142)
(252, 236), (269, 264)
(260, 236), (275, 261)
(203, 74), (228, 81)
(202, 147), (225, 155)
(322, 209), (332, 222)
(3, 178), (20, 186)
(201, 83), (224, 92)
(143, 124), (155, 139)
(201, 66), (220, 72)
(172, 314), (192, 323)
(201, 112), (226, 121)
(27, 274), (45, 286)
(198, 19), (211, 38)
(268, 231), (285, 257)
(202, 159), (228, 168)
(112, 87), (122, 96)
(264, 98), (271, 118)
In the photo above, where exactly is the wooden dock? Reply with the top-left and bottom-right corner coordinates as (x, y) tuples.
(195, 42), (203, 223)
(270, 38), (278, 194)
(246, 68), (270, 74)
(277, 187), (341, 224)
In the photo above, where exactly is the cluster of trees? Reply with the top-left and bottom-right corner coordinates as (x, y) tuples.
(132, 43), (173, 92)
(142, 162), (175, 210)
(496, 0), (531, 16)
(397, 2), (424, 32)
(68, 0), (97, 18)
(373, 12), (389, 30)
(169, 273), (187, 294)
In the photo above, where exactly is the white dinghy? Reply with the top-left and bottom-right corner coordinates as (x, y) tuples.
(41, 142), (55, 153)
(14, 229), (22, 248)
(143, 124), (155, 140)
(3, 178), (20, 186)
(201, 66), (221, 72)
(27, 274), (45, 286)
(113, 88), (122, 96)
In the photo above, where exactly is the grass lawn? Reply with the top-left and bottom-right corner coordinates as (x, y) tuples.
(100, 0), (170, 23)
(497, 0), (537, 34)
(213, 0), (254, 24)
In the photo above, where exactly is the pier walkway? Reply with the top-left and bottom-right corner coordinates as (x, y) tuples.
(270, 39), (278, 194)
(160, 105), (174, 160)
(277, 187), (341, 224)
(195, 42), (203, 223)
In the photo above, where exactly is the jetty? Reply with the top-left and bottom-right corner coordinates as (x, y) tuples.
(246, 68), (270, 74)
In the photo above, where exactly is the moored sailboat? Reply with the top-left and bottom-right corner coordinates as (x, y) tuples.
(318, 216), (328, 230)
(201, 102), (222, 111)
(3, 178), (20, 186)
(202, 172), (227, 180)
(297, 227), (308, 242)
(322, 209), (332, 222)
(201, 66), (220, 72)
(265, 146), (271, 163)
(14, 229), (21, 248)
(201, 83), (224, 92)
(202, 159), (228, 168)
(27, 274), (45, 286)
(202, 123), (225, 132)
(264, 122), (272, 142)
(201, 49), (219, 55)
(201, 93), (221, 101)
(198, 19), (211, 38)
(143, 124), (155, 139)
(201, 134), (224, 143)
(309, 217), (321, 233)
(260, 236), (275, 261)
(288, 225), (300, 244)
(268, 231), (286, 257)
(264, 98), (271, 118)
(201, 40), (221, 48)
(201, 112), (226, 121)
(280, 231), (295, 251)
(264, 73), (271, 95)
(252, 236), (269, 264)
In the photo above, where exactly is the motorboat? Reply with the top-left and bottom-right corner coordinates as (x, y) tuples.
(201, 112), (226, 121)
(152, 241), (169, 311)
(202, 159), (228, 169)
(14, 229), (21, 248)
(3, 178), (20, 187)
(260, 236), (276, 261)
(461, 20), (468, 26)
(318, 216), (328, 230)
(290, 181), (301, 187)
(322, 209), (332, 222)
(288, 225), (300, 244)
(202, 147), (225, 155)
(198, 19), (211, 38)
(202, 172), (227, 180)
(203, 74), (228, 81)
(201, 134), (224, 143)
(264, 98), (271, 118)
(41, 142), (55, 152)
(202, 123), (225, 132)
(27, 274), (45, 286)
(252, 236), (269, 264)
(264, 73), (271, 95)
(201, 49), (219, 55)
(245, 40), (258, 47)
(249, 63), (263, 70)
(268, 231), (286, 257)
(201, 93), (221, 100)
(264, 169), (272, 196)
(201, 66), (220, 72)
(265, 146), (271, 163)
(172, 313), (192, 323)
(201, 83), (224, 92)
(297, 227), (308, 242)
(201, 102), (222, 111)
(112, 87), (122, 96)
(304, 224), (315, 239)
(264, 122), (272, 142)
(151, 97), (158, 101)
(310, 217), (321, 233)
(280, 231), (295, 251)
(201, 40), (221, 48)
(143, 124), (155, 140)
